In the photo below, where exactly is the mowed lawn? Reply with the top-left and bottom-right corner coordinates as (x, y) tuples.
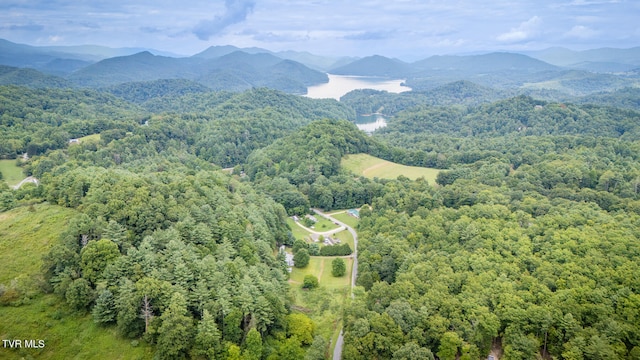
(289, 257), (352, 290)
(0, 159), (24, 187)
(341, 153), (441, 183)
(286, 218), (312, 241)
(330, 211), (360, 229)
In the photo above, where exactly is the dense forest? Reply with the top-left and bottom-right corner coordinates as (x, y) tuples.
(1, 78), (640, 360)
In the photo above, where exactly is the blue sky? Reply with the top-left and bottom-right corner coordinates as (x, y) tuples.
(1, 0), (639, 59)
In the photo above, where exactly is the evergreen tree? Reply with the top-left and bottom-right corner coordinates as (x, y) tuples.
(116, 279), (144, 338)
(92, 289), (116, 324)
(156, 292), (194, 360)
(243, 328), (262, 360)
(191, 309), (221, 360)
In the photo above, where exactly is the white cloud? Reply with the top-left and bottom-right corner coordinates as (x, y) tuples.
(564, 25), (599, 39)
(497, 16), (542, 43)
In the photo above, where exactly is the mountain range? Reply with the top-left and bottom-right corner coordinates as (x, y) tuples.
(0, 38), (639, 96)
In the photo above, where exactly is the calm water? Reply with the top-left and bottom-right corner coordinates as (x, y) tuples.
(305, 74), (411, 100)
(355, 114), (387, 133)
(305, 74), (410, 133)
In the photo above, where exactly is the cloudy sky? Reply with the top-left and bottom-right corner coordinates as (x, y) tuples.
(2, 0), (639, 59)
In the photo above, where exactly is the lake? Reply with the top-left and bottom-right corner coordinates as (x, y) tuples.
(355, 114), (387, 133)
(305, 74), (411, 100)
(305, 74), (410, 133)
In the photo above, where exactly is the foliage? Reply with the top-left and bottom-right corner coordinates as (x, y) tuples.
(331, 258), (346, 277)
(319, 243), (352, 256)
(294, 249), (310, 268)
(302, 275), (319, 290)
(92, 289), (116, 324)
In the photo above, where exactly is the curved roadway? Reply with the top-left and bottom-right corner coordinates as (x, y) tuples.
(12, 176), (39, 190)
(312, 208), (358, 360)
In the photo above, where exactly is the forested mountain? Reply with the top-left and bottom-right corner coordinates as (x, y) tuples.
(340, 80), (505, 116)
(0, 65), (72, 88)
(68, 51), (200, 87)
(330, 55), (414, 77)
(413, 52), (559, 74)
(103, 79), (212, 104)
(576, 87), (640, 110)
(66, 50), (328, 93)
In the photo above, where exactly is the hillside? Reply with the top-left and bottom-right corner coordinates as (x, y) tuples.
(413, 52), (559, 74)
(0, 204), (154, 360)
(0, 65), (71, 88)
(68, 51), (199, 87)
(330, 55), (414, 77)
(67, 50), (328, 92)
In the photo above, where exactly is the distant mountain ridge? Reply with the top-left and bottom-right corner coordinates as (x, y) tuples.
(0, 38), (639, 96)
(524, 47), (640, 73)
(331, 55), (413, 77)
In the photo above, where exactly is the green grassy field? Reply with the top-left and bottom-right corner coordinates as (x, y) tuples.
(330, 211), (360, 229)
(77, 133), (101, 143)
(341, 153), (441, 183)
(311, 217), (341, 232)
(0, 295), (153, 360)
(287, 218), (312, 241)
(0, 159), (24, 187)
(0, 204), (153, 359)
(0, 204), (77, 285)
(331, 229), (354, 250)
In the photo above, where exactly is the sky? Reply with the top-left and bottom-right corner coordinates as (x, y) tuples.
(2, 0), (639, 60)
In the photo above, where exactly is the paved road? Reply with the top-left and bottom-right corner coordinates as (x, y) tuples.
(12, 176), (39, 190)
(293, 220), (346, 236)
(312, 208), (358, 360)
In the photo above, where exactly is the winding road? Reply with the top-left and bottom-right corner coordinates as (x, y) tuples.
(12, 176), (39, 190)
(312, 208), (358, 360)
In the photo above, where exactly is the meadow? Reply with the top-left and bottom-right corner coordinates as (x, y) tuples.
(0, 159), (24, 187)
(341, 153), (440, 183)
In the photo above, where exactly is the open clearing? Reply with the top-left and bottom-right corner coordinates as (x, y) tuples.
(0, 159), (24, 187)
(330, 211), (360, 229)
(77, 133), (101, 143)
(0, 204), (77, 284)
(0, 204), (152, 359)
(341, 153), (440, 183)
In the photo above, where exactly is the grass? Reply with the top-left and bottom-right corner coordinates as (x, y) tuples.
(330, 212), (360, 229)
(288, 256), (353, 358)
(0, 203), (153, 359)
(0, 294), (153, 360)
(287, 218), (313, 241)
(328, 229), (354, 250)
(77, 134), (101, 143)
(341, 153), (441, 183)
(0, 204), (77, 285)
(0, 159), (24, 187)
(319, 257), (353, 289)
(312, 217), (341, 232)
